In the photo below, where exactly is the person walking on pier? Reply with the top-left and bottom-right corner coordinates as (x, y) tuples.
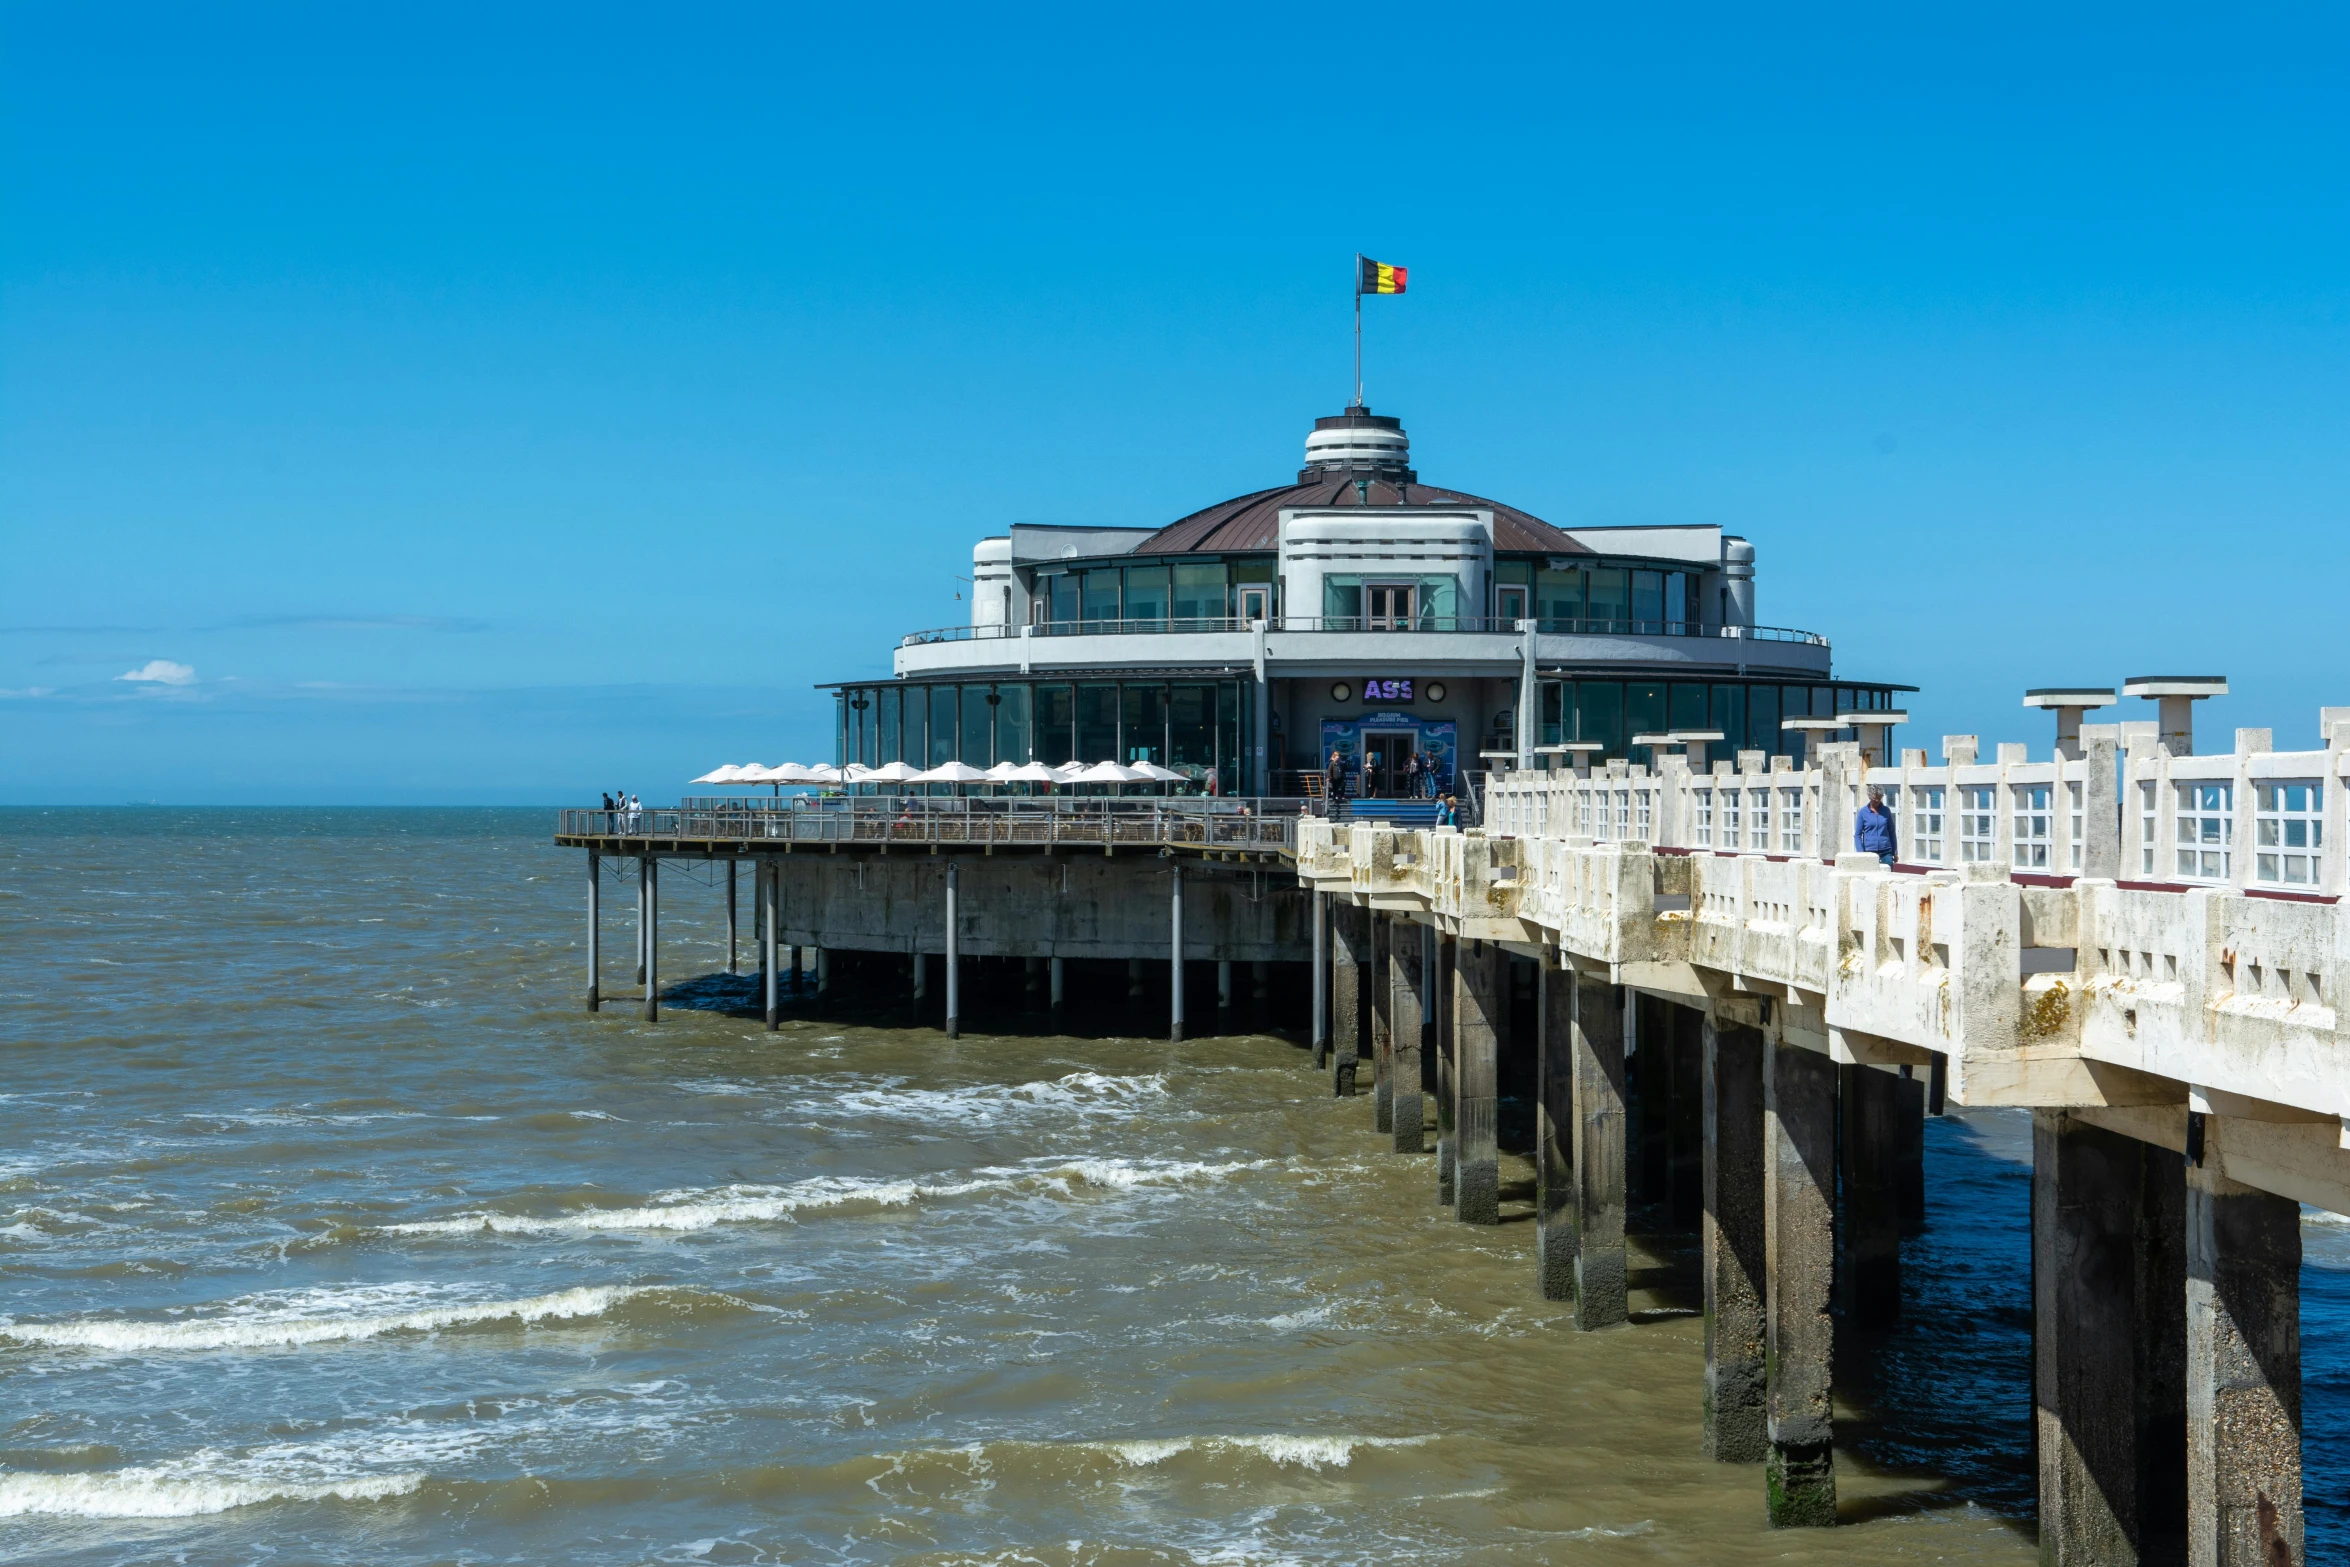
(1855, 785), (1898, 866)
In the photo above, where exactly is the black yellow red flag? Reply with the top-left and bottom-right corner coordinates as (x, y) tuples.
(1356, 257), (1407, 295)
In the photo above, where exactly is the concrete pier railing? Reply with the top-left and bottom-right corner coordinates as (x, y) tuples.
(1298, 710), (2346, 1560)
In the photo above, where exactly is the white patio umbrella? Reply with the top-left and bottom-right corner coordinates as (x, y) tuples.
(799, 764), (844, 785)
(864, 760), (923, 783)
(1004, 761), (1059, 784)
(1049, 761), (1090, 783)
(768, 762), (812, 781)
(981, 761), (1024, 788)
(910, 761), (989, 784)
(691, 764), (745, 784)
(1072, 760), (1148, 785)
(1128, 761), (1186, 783)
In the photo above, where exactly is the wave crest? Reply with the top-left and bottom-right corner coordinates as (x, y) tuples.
(0, 1283), (697, 1353)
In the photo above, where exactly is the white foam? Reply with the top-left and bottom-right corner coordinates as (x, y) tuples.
(0, 1282), (659, 1353)
(827, 1071), (1171, 1127)
(1098, 1434), (1431, 1471)
(377, 1156), (1269, 1238)
(0, 1467), (421, 1518)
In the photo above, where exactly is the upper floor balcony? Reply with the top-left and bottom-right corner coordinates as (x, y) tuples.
(892, 615), (1833, 680)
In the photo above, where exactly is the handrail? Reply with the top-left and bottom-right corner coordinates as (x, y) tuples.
(897, 618), (1829, 647)
(559, 799), (1300, 851)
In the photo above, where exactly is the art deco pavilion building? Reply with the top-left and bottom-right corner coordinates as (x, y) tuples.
(828, 406), (1910, 796)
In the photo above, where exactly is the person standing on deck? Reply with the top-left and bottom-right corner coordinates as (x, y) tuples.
(1325, 749), (1347, 806)
(1854, 785), (1898, 866)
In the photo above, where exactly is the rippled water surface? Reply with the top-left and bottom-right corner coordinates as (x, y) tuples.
(1, 808), (2341, 1565)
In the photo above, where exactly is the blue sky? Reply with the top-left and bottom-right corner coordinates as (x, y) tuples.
(5, 5), (2346, 803)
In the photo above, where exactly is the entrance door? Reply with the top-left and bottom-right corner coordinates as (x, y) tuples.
(1236, 585), (1269, 625)
(1366, 583), (1417, 630)
(1363, 733), (1417, 798)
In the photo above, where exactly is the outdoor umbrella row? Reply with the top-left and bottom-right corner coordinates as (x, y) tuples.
(690, 760), (1192, 787)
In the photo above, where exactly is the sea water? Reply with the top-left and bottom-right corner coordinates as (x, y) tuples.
(0, 808), (2340, 1565)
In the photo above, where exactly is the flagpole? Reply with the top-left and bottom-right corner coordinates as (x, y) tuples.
(1352, 253), (1363, 408)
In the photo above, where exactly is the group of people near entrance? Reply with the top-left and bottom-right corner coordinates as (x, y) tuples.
(602, 791), (642, 831)
(1325, 749), (1457, 824)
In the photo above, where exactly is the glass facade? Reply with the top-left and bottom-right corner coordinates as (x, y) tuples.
(1531, 679), (1900, 765)
(834, 679), (1246, 794)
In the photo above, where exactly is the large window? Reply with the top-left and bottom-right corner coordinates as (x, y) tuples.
(2255, 781), (2323, 886)
(1537, 566), (1583, 628)
(1082, 569), (1122, 624)
(1625, 682), (1666, 748)
(1631, 570), (1664, 630)
(1076, 684), (1119, 762)
(2175, 782), (2233, 881)
(1034, 685), (1073, 765)
(1123, 565), (1170, 628)
(1586, 567), (1628, 630)
(1171, 562), (1227, 625)
(1047, 572), (1080, 628)
(1576, 681), (1624, 756)
(877, 686), (901, 765)
(992, 684), (1030, 766)
(1122, 683), (1169, 764)
(929, 686), (959, 767)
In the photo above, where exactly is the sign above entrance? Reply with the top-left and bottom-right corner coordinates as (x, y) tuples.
(1362, 678), (1414, 703)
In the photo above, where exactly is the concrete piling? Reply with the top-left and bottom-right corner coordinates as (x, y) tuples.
(1217, 958), (1232, 1016)
(1127, 957), (1144, 1001)
(1534, 958), (1574, 1301)
(1049, 955), (1065, 1022)
(2186, 1161), (2303, 1567)
(1452, 939), (1500, 1225)
(1170, 863), (1185, 1044)
(1331, 902), (1363, 1097)
(1702, 1017), (1768, 1462)
(1371, 914), (1394, 1133)
(814, 946), (829, 1004)
(642, 857), (659, 1023)
(1436, 933), (1456, 1203)
(1896, 1069), (1927, 1228)
(1571, 973), (1627, 1330)
(1311, 891), (1329, 1065)
(1763, 1038), (1836, 1525)
(945, 862), (961, 1040)
(913, 950), (927, 1002)
(635, 856), (648, 986)
(586, 852), (601, 1013)
(1836, 1063), (1904, 1327)
(726, 859), (737, 976)
(2032, 1111), (2188, 1564)
(1389, 921), (1425, 1154)
(762, 862), (780, 1031)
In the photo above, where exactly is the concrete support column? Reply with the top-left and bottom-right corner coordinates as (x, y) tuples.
(585, 852), (601, 1013)
(2187, 1160), (2303, 1567)
(1024, 956), (1043, 1009)
(1435, 934), (1457, 1202)
(762, 863), (779, 1031)
(726, 859), (737, 976)
(944, 862), (961, 1040)
(1534, 958), (1575, 1300)
(814, 947), (829, 1003)
(791, 945), (804, 994)
(1571, 973), (1627, 1330)
(635, 856), (648, 985)
(1703, 1016), (1769, 1463)
(1217, 959), (1232, 1015)
(1670, 1007), (1703, 1231)
(1169, 863), (1185, 1044)
(1764, 1039), (1837, 1526)
(1897, 1069), (1927, 1228)
(1251, 960), (1269, 1013)
(2033, 1112), (2189, 1565)
(1310, 891), (1329, 1065)
(1331, 902), (1364, 1098)
(1127, 958), (1145, 1000)
(1837, 1063), (1904, 1327)
(1371, 914), (1394, 1133)
(1452, 939), (1500, 1225)
(1389, 920), (1424, 1154)
(913, 950), (927, 1002)
(1049, 955), (1065, 1020)
(641, 858), (660, 1023)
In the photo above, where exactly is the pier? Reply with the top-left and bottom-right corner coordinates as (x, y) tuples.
(565, 694), (2345, 1563)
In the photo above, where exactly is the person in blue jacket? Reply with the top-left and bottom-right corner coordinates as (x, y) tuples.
(1853, 785), (1898, 866)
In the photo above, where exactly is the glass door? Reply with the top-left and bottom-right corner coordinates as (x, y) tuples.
(1366, 583), (1417, 630)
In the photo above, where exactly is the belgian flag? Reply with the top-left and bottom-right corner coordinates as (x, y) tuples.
(1357, 256), (1407, 295)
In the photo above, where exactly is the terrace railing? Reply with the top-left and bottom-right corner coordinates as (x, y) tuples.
(897, 617), (1829, 646)
(558, 797), (1300, 852)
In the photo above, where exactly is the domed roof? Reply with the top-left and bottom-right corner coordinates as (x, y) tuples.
(1126, 406), (1591, 558)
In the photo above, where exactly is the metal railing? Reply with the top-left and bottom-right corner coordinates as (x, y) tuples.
(897, 617), (1828, 646)
(558, 797), (1301, 851)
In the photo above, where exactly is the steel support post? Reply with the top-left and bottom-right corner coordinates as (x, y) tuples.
(945, 861), (961, 1040)
(586, 852), (601, 1013)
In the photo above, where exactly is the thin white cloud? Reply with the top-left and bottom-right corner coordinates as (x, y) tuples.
(116, 660), (197, 686)
(0, 686), (57, 699)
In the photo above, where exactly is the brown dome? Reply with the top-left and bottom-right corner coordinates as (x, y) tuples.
(1124, 405), (1590, 557)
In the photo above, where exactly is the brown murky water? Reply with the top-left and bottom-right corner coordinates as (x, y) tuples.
(15, 808), (2335, 1563)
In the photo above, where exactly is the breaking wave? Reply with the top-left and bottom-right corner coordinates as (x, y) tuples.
(0, 1466), (421, 1518)
(374, 1157), (1270, 1239)
(0, 1282), (714, 1353)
